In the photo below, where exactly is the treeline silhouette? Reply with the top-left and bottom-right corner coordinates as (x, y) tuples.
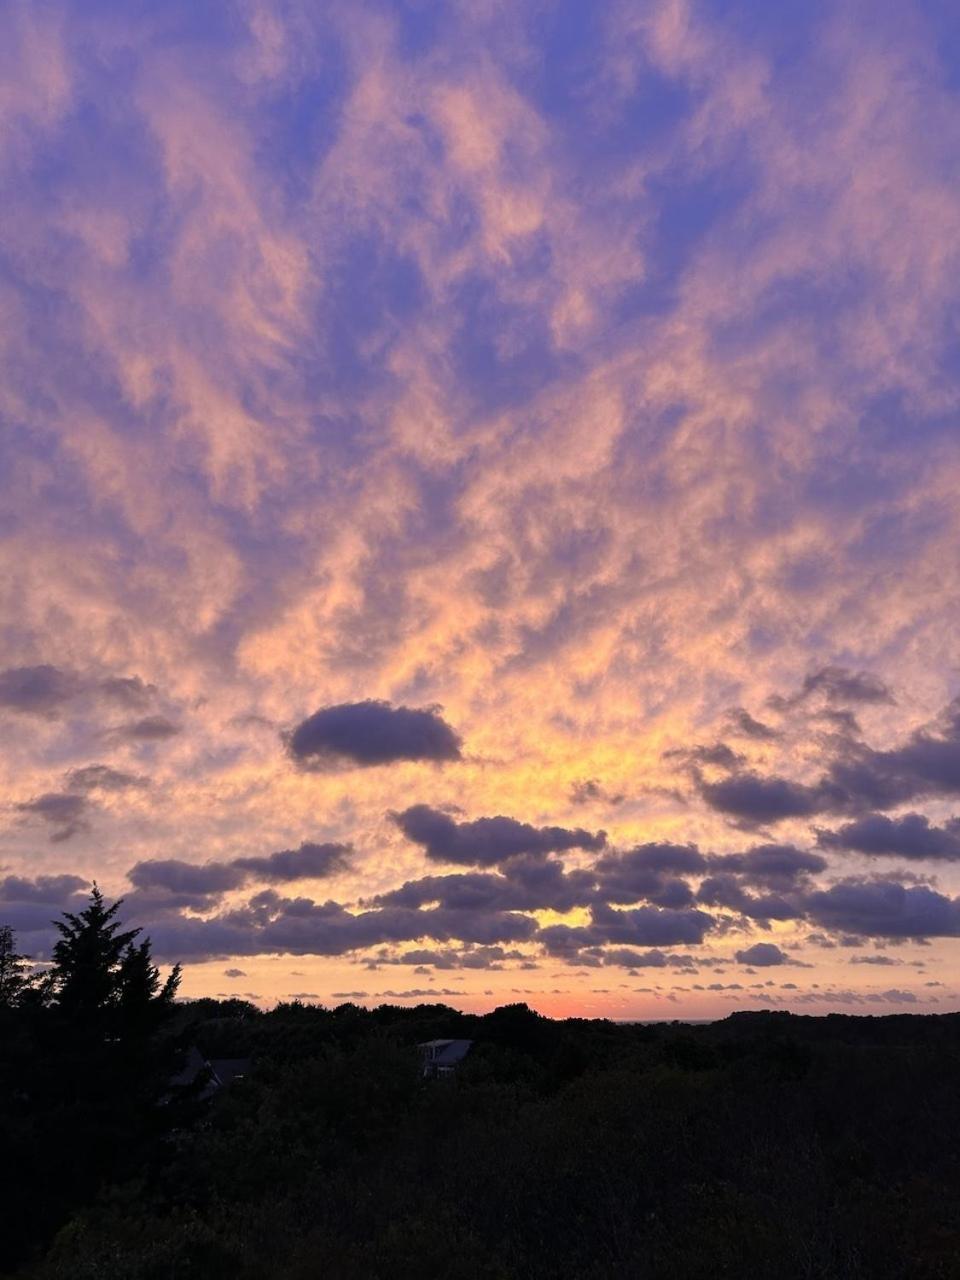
(3, 892), (960, 1278)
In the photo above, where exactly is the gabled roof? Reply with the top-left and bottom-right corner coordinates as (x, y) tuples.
(169, 1044), (208, 1089)
(167, 1046), (251, 1097)
(209, 1058), (250, 1087)
(420, 1038), (473, 1066)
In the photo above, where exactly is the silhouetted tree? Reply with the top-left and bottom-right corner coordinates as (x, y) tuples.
(0, 891), (186, 1273)
(49, 884), (180, 1036)
(0, 924), (29, 1007)
(117, 938), (180, 1035)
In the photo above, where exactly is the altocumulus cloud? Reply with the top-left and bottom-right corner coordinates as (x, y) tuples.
(0, 874), (89, 933)
(65, 764), (150, 793)
(801, 881), (960, 940)
(699, 694), (960, 827)
(0, 666), (81, 715)
(771, 665), (895, 711)
(393, 803), (605, 865)
(735, 943), (790, 967)
(817, 813), (960, 861)
(113, 715), (181, 741)
(0, 666), (157, 717)
(128, 841), (351, 902)
(288, 701), (461, 767)
(232, 843), (351, 882)
(15, 792), (91, 842)
(4, 0), (960, 1010)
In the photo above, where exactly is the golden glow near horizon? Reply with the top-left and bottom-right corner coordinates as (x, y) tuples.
(2, 1), (960, 1017)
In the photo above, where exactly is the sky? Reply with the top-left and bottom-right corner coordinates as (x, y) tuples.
(3, 0), (960, 1020)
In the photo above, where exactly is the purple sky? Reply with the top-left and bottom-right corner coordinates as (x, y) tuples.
(3, 0), (960, 1016)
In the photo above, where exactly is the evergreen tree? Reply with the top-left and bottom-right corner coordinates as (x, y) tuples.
(118, 938), (181, 1035)
(50, 885), (139, 1027)
(50, 885), (180, 1035)
(0, 923), (29, 1007)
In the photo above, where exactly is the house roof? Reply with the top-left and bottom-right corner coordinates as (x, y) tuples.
(167, 1047), (251, 1096)
(169, 1044), (208, 1089)
(209, 1058), (250, 1086)
(419, 1038), (473, 1066)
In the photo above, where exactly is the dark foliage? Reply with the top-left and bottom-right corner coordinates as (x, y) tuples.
(3, 973), (960, 1278)
(0, 925), (30, 1007)
(4, 896), (960, 1278)
(0, 892), (182, 1275)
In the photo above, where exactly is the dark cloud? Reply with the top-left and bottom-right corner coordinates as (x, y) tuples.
(709, 844), (827, 888)
(0, 874), (88, 902)
(0, 874), (90, 936)
(697, 697), (960, 826)
(805, 931), (864, 949)
(230, 713), (277, 730)
(817, 812), (960, 860)
(114, 715), (182, 741)
(371, 860), (595, 915)
(817, 708), (862, 736)
(570, 779), (599, 804)
(591, 844), (703, 907)
(849, 954), (901, 966)
(232, 841), (351, 882)
(501, 853), (597, 902)
(128, 859), (247, 897)
(0, 666), (159, 718)
(393, 803), (605, 865)
(569, 778), (624, 805)
(456, 947), (515, 969)
(288, 700), (461, 767)
(0, 665), (80, 715)
(15, 791), (90, 842)
(120, 887), (227, 917)
(770, 666), (894, 711)
(143, 893), (539, 961)
(643, 877), (697, 908)
(588, 947), (698, 969)
(801, 879), (960, 939)
(371, 988), (464, 1000)
(664, 742), (745, 770)
(374, 945), (524, 970)
(696, 875), (801, 921)
(725, 708), (779, 740)
(822, 701), (960, 810)
(734, 942), (789, 966)
(607, 843), (707, 876)
(799, 666), (894, 706)
(581, 903), (714, 948)
(224, 968), (247, 977)
(699, 772), (844, 824)
(12, 766), (148, 842)
(97, 675), (156, 708)
(65, 764), (150, 792)
(372, 947), (458, 968)
(129, 841), (351, 905)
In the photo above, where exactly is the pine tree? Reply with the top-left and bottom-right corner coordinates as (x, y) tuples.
(118, 939), (181, 1035)
(0, 924), (29, 1007)
(50, 885), (180, 1036)
(50, 885), (139, 1027)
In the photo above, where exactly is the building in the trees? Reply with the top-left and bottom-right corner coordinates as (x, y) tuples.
(418, 1038), (473, 1078)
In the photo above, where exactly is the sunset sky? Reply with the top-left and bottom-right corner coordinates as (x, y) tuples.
(4, 0), (960, 1019)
